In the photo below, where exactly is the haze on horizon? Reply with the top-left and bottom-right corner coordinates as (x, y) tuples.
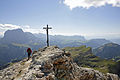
(0, 0), (120, 39)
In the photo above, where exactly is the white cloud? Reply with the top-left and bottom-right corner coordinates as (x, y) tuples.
(22, 27), (45, 34)
(21, 25), (46, 34)
(63, 0), (120, 9)
(0, 24), (45, 36)
(0, 24), (21, 30)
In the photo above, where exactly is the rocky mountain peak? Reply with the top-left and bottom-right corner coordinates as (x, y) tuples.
(0, 46), (120, 80)
(2, 29), (27, 43)
(1, 29), (38, 44)
(4, 28), (24, 37)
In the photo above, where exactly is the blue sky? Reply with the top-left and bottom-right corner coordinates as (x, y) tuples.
(0, 0), (120, 39)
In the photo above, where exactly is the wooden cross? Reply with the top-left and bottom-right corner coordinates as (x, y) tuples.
(43, 24), (52, 47)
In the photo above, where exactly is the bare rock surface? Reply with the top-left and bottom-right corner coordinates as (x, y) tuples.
(0, 46), (120, 80)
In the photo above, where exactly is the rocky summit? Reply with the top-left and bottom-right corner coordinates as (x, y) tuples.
(0, 46), (120, 80)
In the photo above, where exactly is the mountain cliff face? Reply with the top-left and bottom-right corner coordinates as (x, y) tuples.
(2, 29), (27, 44)
(1, 29), (41, 44)
(0, 46), (119, 80)
(93, 43), (120, 59)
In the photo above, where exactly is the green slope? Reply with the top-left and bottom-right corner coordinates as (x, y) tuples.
(64, 46), (116, 73)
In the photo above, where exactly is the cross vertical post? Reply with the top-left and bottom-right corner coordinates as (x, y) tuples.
(43, 24), (52, 47)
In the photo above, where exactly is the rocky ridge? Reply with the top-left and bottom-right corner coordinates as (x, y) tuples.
(0, 46), (120, 80)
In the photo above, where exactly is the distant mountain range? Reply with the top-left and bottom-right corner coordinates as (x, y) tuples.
(0, 28), (113, 66)
(34, 33), (111, 48)
(93, 43), (120, 60)
(83, 39), (111, 48)
(0, 29), (111, 48)
(110, 38), (120, 45)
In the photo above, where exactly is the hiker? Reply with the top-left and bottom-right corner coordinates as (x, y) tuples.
(27, 48), (32, 60)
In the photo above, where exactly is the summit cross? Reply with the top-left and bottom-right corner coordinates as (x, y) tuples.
(43, 24), (52, 47)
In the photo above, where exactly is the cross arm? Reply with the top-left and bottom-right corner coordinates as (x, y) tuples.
(48, 27), (52, 29)
(43, 27), (47, 29)
(43, 27), (52, 29)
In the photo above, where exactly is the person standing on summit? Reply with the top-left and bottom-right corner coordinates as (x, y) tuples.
(27, 48), (32, 60)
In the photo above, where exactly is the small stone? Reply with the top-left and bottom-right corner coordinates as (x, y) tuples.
(35, 73), (44, 78)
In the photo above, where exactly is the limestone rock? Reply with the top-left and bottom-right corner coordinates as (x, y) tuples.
(0, 46), (119, 80)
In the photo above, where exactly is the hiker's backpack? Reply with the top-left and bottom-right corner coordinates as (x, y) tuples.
(27, 48), (32, 53)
